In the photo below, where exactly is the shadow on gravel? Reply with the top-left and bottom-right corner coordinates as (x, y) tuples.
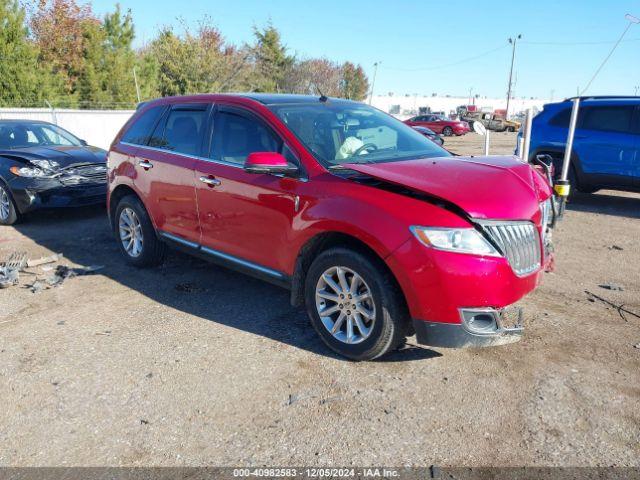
(13, 206), (440, 362)
(567, 191), (640, 219)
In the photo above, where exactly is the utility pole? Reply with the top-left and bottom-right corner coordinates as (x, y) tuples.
(133, 67), (141, 104)
(369, 61), (380, 105)
(505, 34), (521, 119)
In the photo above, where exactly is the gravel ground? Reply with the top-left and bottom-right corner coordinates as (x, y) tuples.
(0, 132), (639, 466)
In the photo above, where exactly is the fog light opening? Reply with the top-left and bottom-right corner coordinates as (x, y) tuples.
(461, 310), (498, 334)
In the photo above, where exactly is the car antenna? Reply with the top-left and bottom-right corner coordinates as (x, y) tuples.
(313, 82), (328, 102)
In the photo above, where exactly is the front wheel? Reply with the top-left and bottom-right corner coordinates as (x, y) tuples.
(442, 126), (454, 136)
(304, 248), (409, 361)
(114, 195), (166, 267)
(0, 182), (19, 226)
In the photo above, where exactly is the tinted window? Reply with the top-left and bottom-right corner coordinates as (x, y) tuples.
(549, 108), (572, 127)
(122, 105), (165, 145)
(211, 110), (282, 165)
(581, 106), (633, 133)
(149, 105), (207, 156)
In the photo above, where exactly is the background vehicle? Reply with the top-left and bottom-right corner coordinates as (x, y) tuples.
(411, 125), (444, 146)
(0, 120), (107, 225)
(519, 96), (640, 194)
(109, 94), (553, 361)
(460, 108), (520, 132)
(404, 114), (470, 136)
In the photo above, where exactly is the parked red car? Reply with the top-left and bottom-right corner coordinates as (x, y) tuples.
(108, 94), (554, 360)
(404, 114), (470, 136)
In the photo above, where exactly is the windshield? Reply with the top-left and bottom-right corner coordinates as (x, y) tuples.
(268, 101), (450, 167)
(0, 122), (83, 149)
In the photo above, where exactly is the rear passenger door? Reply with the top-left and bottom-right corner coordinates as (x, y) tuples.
(133, 103), (210, 244)
(573, 105), (636, 188)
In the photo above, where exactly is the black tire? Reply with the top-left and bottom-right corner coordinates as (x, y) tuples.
(0, 181), (20, 226)
(304, 247), (409, 361)
(507, 126), (515, 132)
(114, 194), (166, 267)
(442, 126), (454, 137)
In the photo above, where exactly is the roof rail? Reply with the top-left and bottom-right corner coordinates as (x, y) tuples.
(562, 95), (640, 102)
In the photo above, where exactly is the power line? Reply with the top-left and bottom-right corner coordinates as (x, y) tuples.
(380, 44), (508, 72)
(581, 14), (640, 95)
(521, 37), (640, 46)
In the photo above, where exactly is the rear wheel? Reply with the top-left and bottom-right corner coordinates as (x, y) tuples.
(304, 248), (409, 361)
(442, 126), (454, 136)
(0, 182), (19, 226)
(507, 126), (516, 132)
(114, 195), (166, 267)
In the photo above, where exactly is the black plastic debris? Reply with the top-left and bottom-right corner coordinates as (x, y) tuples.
(598, 283), (624, 291)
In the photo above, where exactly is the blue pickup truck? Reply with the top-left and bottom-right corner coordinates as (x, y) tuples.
(520, 96), (640, 194)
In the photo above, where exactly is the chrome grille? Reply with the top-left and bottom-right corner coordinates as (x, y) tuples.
(482, 222), (541, 276)
(58, 165), (107, 185)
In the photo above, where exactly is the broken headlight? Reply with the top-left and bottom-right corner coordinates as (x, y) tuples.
(10, 160), (60, 178)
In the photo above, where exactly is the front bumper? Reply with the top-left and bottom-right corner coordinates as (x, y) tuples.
(413, 305), (524, 348)
(8, 177), (106, 214)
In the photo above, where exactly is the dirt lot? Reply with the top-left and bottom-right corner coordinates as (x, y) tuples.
(1, 132), (639, 467)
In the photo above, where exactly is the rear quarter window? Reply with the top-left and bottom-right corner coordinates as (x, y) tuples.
(121, 105), (166, 145)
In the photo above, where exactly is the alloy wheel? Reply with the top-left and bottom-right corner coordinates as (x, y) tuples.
(0, 186), (11, 222)
(119, 207), (144, 257)
(315, 266), (376, 344)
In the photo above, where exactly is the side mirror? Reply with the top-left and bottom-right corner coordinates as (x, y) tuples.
(244, 152), (299, 176)
(80, 139), (88, 146)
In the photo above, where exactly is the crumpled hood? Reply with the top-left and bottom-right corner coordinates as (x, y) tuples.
(344, 155), (552, 220)
(0, 145), (106, 168)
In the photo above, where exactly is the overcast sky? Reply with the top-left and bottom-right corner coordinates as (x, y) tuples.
(91, 0), (640, 100)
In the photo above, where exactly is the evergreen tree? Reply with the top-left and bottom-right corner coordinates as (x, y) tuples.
(250, 23), (294, 92)
(0, 0), (56, 106)
(340, 62), (369, 101)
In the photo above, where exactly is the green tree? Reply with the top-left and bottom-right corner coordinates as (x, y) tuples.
(250, 23), (293, 92)
(149, 21), (250, 97)
(30, 0), (96, 98)
(0, 0), (58, 106)
(77, 5), (138, 108)
(340, 62), (369, 101)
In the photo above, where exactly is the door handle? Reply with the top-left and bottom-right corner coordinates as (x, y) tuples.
(138, 160), (153, 169)
(199, 176), (221, 187)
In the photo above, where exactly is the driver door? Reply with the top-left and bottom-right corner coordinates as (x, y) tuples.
(193, 104), (304, 275)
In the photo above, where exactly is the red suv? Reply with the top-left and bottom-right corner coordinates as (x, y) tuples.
(404, 114), (470, 136)
(108, 94), (554, 360)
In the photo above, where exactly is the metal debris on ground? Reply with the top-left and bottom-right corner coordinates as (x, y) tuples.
(0, 251), (104, 293)
(598, 283), (624, 291)
(0, 251), (27, 289)
(27, 253), (63, 268)
(585, 290), (640, 321)
(0, 266), (19, 289)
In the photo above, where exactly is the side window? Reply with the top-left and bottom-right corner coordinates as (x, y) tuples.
(210, 110), (283, 165)
(581, 106), (634, 133)
(122, 105), (166, 145)
(149, 104), (208, 156)
(549, 108), (571, 127)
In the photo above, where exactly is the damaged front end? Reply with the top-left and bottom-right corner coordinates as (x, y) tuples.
(7, 160), (107, 213)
